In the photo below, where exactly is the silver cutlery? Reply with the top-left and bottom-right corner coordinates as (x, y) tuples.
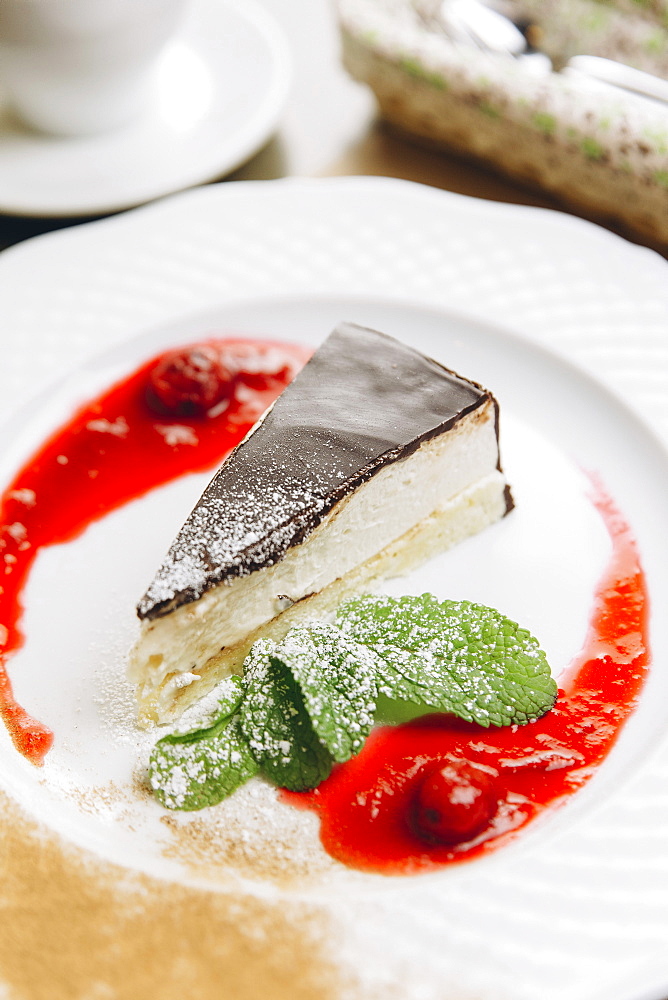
(430, 0), (668, 107)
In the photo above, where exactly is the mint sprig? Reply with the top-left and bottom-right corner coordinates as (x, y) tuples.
(148, 594), (557, 810)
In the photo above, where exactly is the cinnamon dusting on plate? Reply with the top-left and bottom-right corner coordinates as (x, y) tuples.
(156, 779), (340, 887)
(0, 791), (344, 1000)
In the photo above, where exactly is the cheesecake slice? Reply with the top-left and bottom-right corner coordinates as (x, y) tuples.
(129, 322), (513, 724)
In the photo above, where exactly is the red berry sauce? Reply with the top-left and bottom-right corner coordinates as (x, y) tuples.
(284, 486), (650, 874)
(0, 338), (310, 764)
(0, 335), (652, 879)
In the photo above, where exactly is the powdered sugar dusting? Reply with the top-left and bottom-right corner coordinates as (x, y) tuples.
(138, 458), (346, 614)
(7, 488), (36, 507)
(86, 416), (129, 437)
(155, 424), (199, 447)
(137, 323), (486, 619)
(158, 777), (339, 885)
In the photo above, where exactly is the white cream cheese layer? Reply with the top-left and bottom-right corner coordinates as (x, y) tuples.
(129, 401), (508, 723)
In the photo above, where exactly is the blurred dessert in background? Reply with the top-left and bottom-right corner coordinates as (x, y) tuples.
(337, 0), (668, 248)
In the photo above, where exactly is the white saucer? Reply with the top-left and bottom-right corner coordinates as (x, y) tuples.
(0, 0), (292, 218)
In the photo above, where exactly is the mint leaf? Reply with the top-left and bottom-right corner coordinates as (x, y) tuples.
(276, 622), (378, 762)
(148, 675), (257, 810)
(166, 674), (245, 743)
(337, 594), (556, 727)
(149, 716), (258, 811)
(238, 639), (333, 791)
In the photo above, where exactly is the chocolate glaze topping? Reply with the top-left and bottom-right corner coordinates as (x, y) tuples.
(137, 322), (502, 620)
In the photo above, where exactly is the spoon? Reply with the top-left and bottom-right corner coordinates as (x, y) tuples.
(437, 0), (668, 105)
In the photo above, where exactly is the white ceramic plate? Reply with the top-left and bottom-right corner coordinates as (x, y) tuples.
(0, 0), (291, 217)
(2, 177), (668, 1000)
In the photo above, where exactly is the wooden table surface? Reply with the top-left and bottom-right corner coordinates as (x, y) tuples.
(0, 0), (615, 256)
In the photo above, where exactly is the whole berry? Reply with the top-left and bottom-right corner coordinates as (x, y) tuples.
(413, 757), (499, 845)
(147, 346), (233, 417)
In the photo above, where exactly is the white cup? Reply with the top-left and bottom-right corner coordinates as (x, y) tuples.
(0, 0), (189, 136)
